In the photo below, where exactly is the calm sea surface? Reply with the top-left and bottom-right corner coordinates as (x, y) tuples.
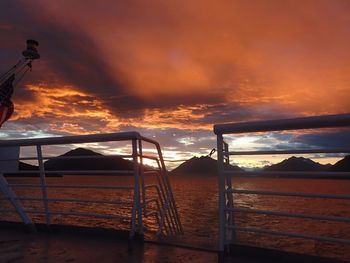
(1, 175), (350, 260)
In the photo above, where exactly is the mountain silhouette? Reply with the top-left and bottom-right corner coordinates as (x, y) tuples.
(44, 148), (134, 172)
(4, 161), (40, 177)
(170, 156), (242, 176)
(5, 162), (58, 177)
(329, 155), (350, 172)
(19, 161), (38, 171)
(264, 156), (331, 171)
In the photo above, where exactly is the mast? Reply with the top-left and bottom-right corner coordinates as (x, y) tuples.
(0, 40), (40, 128)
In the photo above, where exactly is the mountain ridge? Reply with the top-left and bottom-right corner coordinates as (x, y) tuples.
(5, 150), (350, 177)
(44, 147), (135, 172)
(264, 156), (331, 171)
(170, 155), (242, 176)
(329, 155), (350, 171)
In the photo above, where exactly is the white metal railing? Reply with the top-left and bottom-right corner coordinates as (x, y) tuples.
(0, 131), (183, 242)
(214, 113), (350, 253)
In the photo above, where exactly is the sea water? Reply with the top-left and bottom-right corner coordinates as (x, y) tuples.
(1, 176), (350, 260)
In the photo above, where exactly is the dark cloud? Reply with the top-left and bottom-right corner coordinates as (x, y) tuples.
(0, 1), (119, 95)
(101, 91), (225, 116)
(292, 129), (350, 148)
(189, 103), (295, 127)
(0, 0), (228, 116)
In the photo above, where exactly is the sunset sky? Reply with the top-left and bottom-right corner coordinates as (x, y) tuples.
(1, 0), (350, 168)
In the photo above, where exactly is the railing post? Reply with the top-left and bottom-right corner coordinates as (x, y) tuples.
(217, 133), (226, 257)
(224, 141), (236, 243)
(131, 139), (143, 238)
(138, 139), (147, 216)
(0, 174), (34, 229)
(36, 145), (51, 226)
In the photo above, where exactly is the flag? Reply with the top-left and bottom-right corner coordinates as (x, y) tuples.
(0, 74), (15, 128)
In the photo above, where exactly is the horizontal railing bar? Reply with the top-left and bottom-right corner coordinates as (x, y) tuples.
(145, 198), (158, 205)
(143, 170), (160, 174)
(48, 198), (132, 205)
(0, 197), (42, 201)
(0, 154), (162, 163)
(49, 211), (129, 220)
(229, 226), (350, 245)
(22, 209), (49, 214)
(24, 210), (129, 220)
(0, 131), (141, 147)
(163, 159), (189, 162)
(42, 155), (133, 160)
(3, 170), (134, 175)
(43, 154), (132, 160)
(0, 196), (132, 205)
(140, 136), (160, 147)
(225, 149), (350, 156)
(145, 211), (159, 217)
(6, 183), (44, 188)
(0, 157), (38, 161)
(229, 189), (350, 200)
(8, 183), (134, 190)
(0, 209), (15, 213)
(224, 170), (350, 177)
(46, 184), (134, 190)
(228, 208), (350, 223)
(214, 113), (350, 134)
(6, 183), (46, 188)
(45, 170), (133, 174)
(52, 170), (132, 174)
(0, 155), (134, 162)
(144, 184), (159, 189)
(2, 171), (43, 174)
(0, 155), (157, 165)
(139, 154), (159, 161)
(0, 154), (161, 163)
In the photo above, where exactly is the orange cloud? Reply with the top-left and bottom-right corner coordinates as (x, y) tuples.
(12, 84), (216, 134)
(12, 84), (118, 134)
(14, 85), (109, 119)
(24, 0), (350, 117)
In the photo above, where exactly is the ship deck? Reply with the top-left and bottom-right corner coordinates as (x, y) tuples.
(2, 228), (218, 263)
(0, 223), (346, 263)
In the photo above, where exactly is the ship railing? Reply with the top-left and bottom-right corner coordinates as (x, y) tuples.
(214, 113), (350, 253)
(0, 131), (182, 243)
